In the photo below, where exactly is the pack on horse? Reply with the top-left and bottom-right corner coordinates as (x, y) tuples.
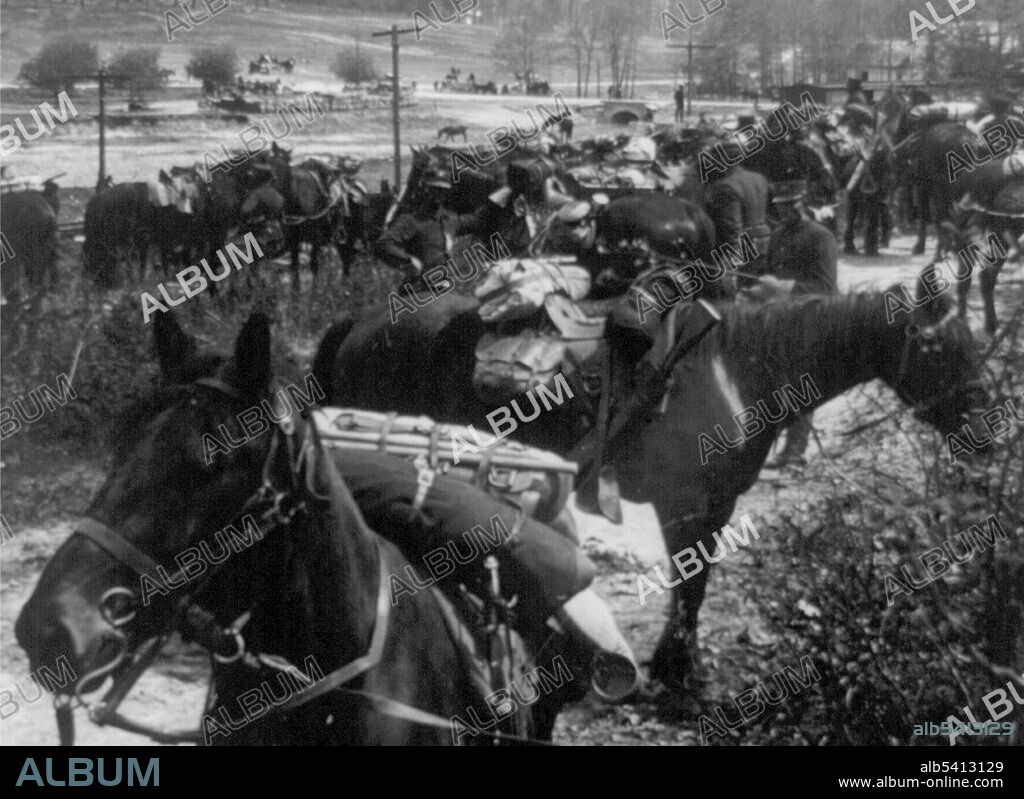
(313, 259), (990, 694)
(879, 89), (1024, 331)
(247, 145), (360, 288)
(15, 313), (590, 745)
(877, 88), (981, 256)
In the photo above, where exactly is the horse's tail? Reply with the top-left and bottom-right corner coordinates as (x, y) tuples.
(312, 316), (356, 404)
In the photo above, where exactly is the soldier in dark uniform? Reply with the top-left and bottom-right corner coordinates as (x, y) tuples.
(374, 177), (452, 282)
(766, 180), (839, 295)
(329, 448), (640, 701)
(450, 185), (533, 258)
(704, 139), (772, 293)
(764, 181), (838, 467)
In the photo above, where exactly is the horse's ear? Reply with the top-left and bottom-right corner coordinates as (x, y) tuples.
(154, 312), (198, 377)
(231, 313), (272, 398)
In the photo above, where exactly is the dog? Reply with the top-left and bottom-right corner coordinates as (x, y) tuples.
(438, 125), (468, 142)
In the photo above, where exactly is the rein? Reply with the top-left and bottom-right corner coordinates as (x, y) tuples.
(56, 378), (395, 745)
(57, 378), (553, 746)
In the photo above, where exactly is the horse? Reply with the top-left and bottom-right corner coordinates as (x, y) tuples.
(14, 312), (576, 745)
(235, 145), (354, 287)
(875, 89), (986, 256)
(83, 170), (201, 287)
(313, 263), (991, 694)
(936, 214), (1020, 335)
(0, 185), (59, 335)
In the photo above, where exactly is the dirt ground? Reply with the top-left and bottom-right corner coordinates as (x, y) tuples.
(2, 2), (1022, 748)
(4, 229), (1016, 747)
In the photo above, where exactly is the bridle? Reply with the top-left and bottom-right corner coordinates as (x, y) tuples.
(52, 377), (553, 746)
(55, 377), (393, 745)
(891, 316), (986, 420)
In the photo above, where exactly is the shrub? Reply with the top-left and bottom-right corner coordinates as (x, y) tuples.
(108, 49), (167, 105)
(332, 44), (377, 84)
(185, 47), (238, 92)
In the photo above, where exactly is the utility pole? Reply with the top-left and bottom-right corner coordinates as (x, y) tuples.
(372, 25), (418, 193)
(98, 67), (106, 193)
(668, 33), (715, 117)
(67, 67), (127, 193)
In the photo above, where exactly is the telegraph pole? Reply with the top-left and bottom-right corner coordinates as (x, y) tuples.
(372, 25), (418, 192)
(97, 67), (106, 193)
(67, 67), (127, 193)
(668, 33), (715, 117)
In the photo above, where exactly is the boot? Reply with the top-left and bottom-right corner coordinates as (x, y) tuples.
(559, 589), (642, 702)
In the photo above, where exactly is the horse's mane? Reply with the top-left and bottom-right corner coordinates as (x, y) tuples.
(718, 293), (887, 389)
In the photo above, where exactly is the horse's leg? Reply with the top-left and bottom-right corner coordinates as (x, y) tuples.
(649, 496), (737, 695)
(880, 197), (892, 248)
(957, 259), (972, 321)
(979, 255), (1005, 335)
(864, 199), (881, 256)
(843, 193), (859, 255)
(290, 231), (302, 293)
(914, 178), (929, 255)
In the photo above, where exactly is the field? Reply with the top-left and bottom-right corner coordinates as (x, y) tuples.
(1, 2), (1023, 748)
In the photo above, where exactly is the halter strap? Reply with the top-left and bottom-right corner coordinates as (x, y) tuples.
(75, 518), (162, 577)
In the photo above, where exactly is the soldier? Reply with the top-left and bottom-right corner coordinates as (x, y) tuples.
(764, 181), (838, 467)
(374, 176), (453, 283)
(329, 448), (641, 702)
(704, 139), (771, 293)
(451, 184), (533, 257)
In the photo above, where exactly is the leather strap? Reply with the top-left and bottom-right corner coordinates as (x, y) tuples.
(75, 518), (162, 577)
(271, 551), (392, 714)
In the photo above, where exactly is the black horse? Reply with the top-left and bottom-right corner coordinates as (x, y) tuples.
(875, 90), (999, 257)
(0, 184), (59, 335)
(15, 313), (575, 745)
(314, 262), (991, 694)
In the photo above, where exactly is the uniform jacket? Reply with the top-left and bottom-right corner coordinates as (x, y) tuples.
(767, 218), (839, 294)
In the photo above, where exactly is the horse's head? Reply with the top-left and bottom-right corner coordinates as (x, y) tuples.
(882, 263), (989, 438)
(15, 312), (311, 702)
